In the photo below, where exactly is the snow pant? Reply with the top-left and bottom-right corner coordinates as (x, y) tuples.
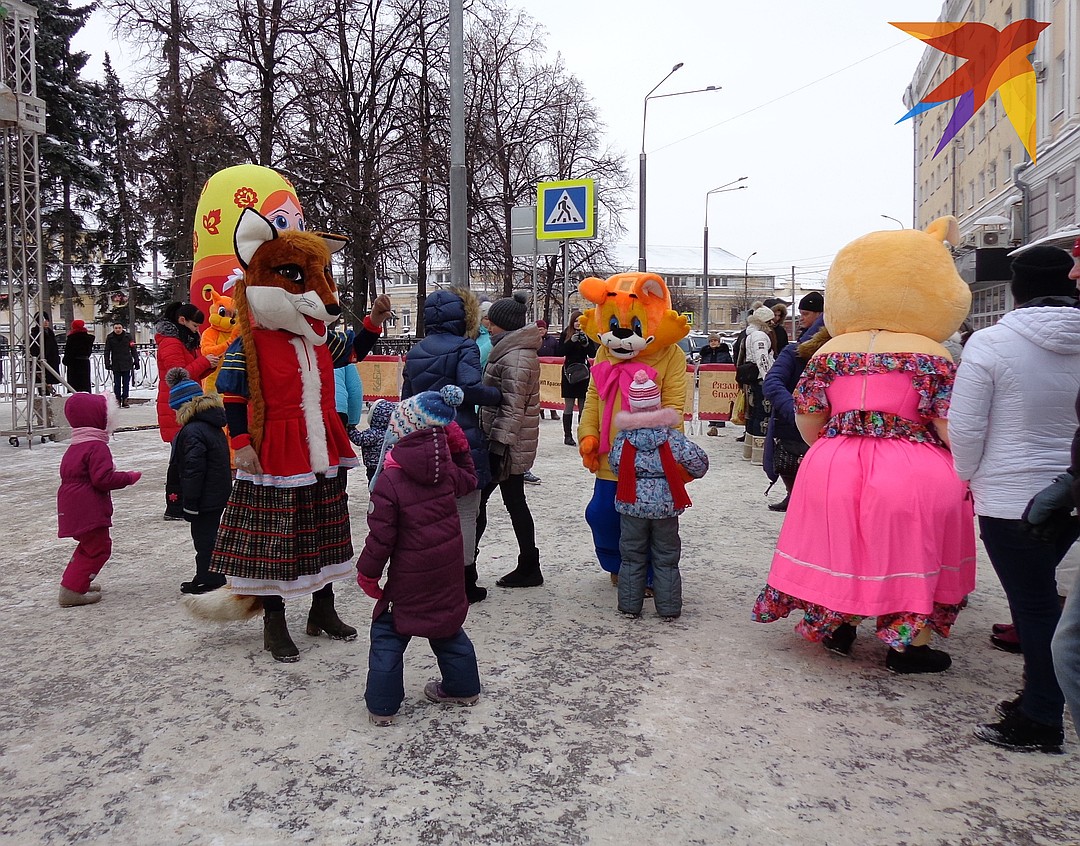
(60, 527), (112, 594)
(980, 516), (1080, 728)
(476, 472), (535, 557)
(1053, 563), (1080, 735)
(190, 509), (226, 588)
(364, 610), (480, 718)
(618, 514), (682, 617)
(165, 454), (183, 518)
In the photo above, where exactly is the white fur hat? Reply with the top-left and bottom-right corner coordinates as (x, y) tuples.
(750, 306), (775, 327)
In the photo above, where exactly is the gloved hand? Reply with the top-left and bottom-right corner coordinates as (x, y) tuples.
(369, 295), (394, 328)
(357, 573), (383, 600)
(579, 435), (600, 472)
(445, 421), (470, 455)
(1021, 472), (1077, 541)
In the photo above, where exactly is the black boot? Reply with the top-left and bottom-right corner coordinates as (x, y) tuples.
(306, 585), (358, 641)
(465, 564), (488, 604)
(885, 644), (951, 674)
(768, 494), (790, 513)
(496, 548), (543, 588)
(823, 622), (857, 655)
(263, 608), (300, 662)
(563, 415), (575, 446)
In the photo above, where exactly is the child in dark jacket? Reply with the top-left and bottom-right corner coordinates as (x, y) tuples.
(356, 385), (481, 726)
(349, 398), (395, 482)
(57, 393), (141, 606)
(609, 371), (709, 620)
(165, 368), (232, 595)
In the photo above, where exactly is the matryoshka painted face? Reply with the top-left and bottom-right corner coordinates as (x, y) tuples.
(264, 196), (305, 232)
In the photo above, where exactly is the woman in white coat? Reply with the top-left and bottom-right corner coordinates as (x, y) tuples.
(949, 246), (1080, 754)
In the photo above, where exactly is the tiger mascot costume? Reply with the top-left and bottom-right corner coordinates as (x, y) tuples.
(577, 272), (690, 582)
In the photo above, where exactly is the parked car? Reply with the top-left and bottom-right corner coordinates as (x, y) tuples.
(677, 333), (710, 364)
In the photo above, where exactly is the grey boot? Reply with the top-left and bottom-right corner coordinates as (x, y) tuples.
(264, 608), (300, 662)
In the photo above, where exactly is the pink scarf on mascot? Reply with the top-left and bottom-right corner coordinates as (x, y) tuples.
(590, 360), (658, 454)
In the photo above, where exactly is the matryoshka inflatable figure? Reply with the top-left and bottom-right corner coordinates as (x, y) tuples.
(752, 217), (976, 674)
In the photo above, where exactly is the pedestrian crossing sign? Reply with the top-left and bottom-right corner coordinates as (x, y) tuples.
(537, 179), (595, 240)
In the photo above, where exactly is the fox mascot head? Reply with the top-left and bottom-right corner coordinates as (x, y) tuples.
(231, 208), (348, 451)
(577, 272), (689, 359)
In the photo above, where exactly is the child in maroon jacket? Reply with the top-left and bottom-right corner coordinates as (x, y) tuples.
(356, 385), (480, 726)
(57, 393), (141, 606)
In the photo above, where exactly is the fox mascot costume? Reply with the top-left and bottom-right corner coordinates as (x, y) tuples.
(184, 208), (363, 662)
(577, 272), (690, 581)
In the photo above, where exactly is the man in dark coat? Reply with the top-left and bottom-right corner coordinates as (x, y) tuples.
(29, 312), (61, 394)
(103, 322), (139, 408)
(761, 291), (825, 511)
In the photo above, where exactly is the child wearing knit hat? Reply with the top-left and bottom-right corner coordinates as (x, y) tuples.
(56, 392), (141, 606)
(608, 370), (709, 619)
(355, 385), (483, 726)
(349, 399), (396, 481)
(165, 368), (232, 595)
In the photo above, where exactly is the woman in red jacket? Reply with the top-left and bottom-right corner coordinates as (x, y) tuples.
(155, 302), (220, 519)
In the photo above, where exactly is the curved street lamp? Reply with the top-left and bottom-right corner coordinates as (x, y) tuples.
(743, 250), (758, 318)
(638, 65), (721, 272)
(702, 177), (748, 334)
(880, 214), (906, 229)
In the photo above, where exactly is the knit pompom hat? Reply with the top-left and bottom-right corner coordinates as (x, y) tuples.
(69, 319), (87, 334)
(166, 367), (203, 410)
(387, 384), (464, 443)
(627, 370), (661, 412)
(1010, 246), (1076, 304)
(488, 291), (529, 331)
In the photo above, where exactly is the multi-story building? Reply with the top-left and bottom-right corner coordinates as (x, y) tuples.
(906, 0), (1080, 327)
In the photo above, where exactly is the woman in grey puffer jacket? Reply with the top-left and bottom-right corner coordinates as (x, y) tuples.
(477, 292), (544, 588)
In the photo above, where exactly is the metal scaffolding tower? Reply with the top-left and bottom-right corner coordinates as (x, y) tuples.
(1, 0), (55, 446)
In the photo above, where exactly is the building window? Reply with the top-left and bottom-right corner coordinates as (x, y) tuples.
(1053, 52), (1066, 116)
(979, 171), (986, 200)
(989, 95), (998, 128)
(967, 126), (975, 153)
(969, 180), (975, 208)
(1004, 6), (1012, 27)
(1003, 146), (1012, 177)
(958, 187), (965, 210)
(978, 112), (986, 140)
(989, 162), (997, 192)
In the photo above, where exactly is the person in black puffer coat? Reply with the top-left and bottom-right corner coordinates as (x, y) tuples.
(165, 368), (232, 596)
(402, 287), (502, 603)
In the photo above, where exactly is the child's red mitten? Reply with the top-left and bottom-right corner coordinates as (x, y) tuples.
(357, 573), (383, 600)
(445, 421), (470, 455)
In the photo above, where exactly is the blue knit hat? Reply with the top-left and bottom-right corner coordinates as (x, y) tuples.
(166, 367), (202, 410)
(387, 385), (464, 443)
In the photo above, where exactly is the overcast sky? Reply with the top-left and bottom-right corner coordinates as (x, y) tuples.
(74, 0), (950, 283)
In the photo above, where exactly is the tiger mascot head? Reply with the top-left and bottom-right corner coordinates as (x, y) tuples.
(577, 271), (689, 360)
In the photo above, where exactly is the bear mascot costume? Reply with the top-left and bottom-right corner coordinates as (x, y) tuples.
(752, 217), (976, 674)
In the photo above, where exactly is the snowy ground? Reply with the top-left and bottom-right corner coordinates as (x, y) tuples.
(1, 394), (1078, 845)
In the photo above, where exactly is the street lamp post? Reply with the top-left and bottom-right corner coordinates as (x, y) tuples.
(703, 177), (748, 334)
(880, 214), (905, 229)
(638, 65), (720, 272)
(743, 251), (758, 318)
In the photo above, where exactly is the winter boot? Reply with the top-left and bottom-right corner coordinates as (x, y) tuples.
(58, 586), (101, 607)
(974, 709), (1064, 754)
(563, 415), (576, 446)
(306, 585), (358, 641)
(496, 548), (543, 588)
(822, 622), (857, 655)
(885, 644), (951, 674)
(465, 564), (488, 604)
(264, 608), (300, 662)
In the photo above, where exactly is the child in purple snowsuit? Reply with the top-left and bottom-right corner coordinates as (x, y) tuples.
(57, 393), (141, 606)
(356, 385), (481, 726)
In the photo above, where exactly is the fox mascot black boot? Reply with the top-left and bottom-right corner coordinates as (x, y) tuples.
(306, 584), (358, 641)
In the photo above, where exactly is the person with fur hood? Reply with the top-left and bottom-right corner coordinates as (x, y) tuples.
(356, 386), (481, 726)
(164, 368), (231, 596)
(402, 287), (501, 603)
(476, 292), (544, 588)
(761, 292), (827, 512)
(56, 393), (141, 607)
(608, 371), (709, 619)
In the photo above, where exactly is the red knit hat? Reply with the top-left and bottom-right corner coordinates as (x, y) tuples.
(69, 319), (87, 333)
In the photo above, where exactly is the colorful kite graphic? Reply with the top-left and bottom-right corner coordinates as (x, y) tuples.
(892, 19), (1049, 162)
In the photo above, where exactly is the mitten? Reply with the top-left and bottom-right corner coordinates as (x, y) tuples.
(445, 421), (470, 455)
(579, 435), (600, 472)
(369, 294), (394, 328)
(357, 573), (383, 600)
